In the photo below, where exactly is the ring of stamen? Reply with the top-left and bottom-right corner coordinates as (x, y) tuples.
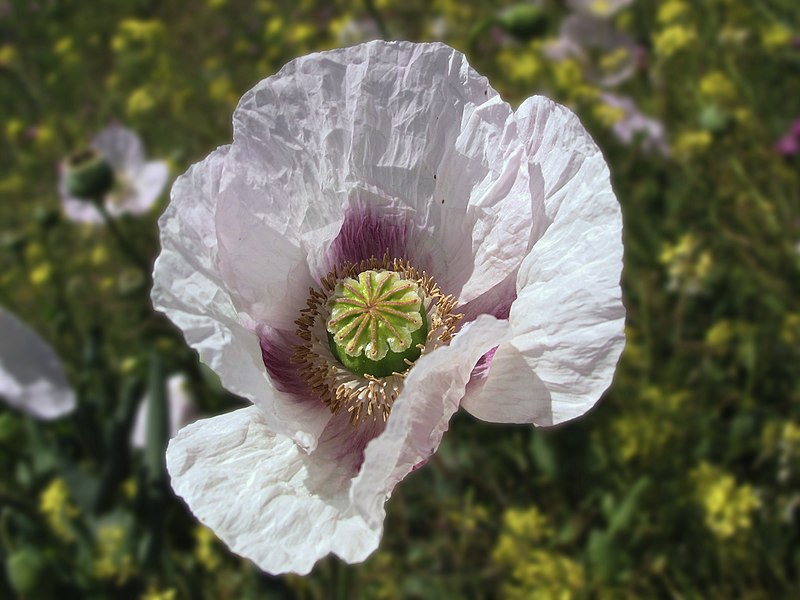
(293, 253), (462, 424)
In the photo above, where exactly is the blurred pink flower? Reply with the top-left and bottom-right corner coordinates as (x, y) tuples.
(774, 119), (800, 156)
(152, 41), (624, 574)
(0, 308), (75, 420)
(58, 124), (168, 224)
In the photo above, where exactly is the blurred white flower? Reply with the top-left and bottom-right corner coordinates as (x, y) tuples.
(546, 14), (639, 87)
(566, 0), (633, 19)
(0, 307), (75, 420)
(601, 93), (669, 155)
(152, 41), (624, 574)
(131, 374), (197, 448)
(59, 124), (168, 224)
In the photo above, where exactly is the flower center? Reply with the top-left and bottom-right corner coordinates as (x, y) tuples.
(326, 270), (428, 378)
(293, 255), (461, 424)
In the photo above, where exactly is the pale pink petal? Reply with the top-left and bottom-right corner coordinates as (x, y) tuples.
(462, 96), (625, 426)
(0, 308), (76, 420)
(131, 374), (198, 448)
(353, 315), (510, 527)
(60, 195), (104, 224)
(151, 148), (332, 451)
(166, 406), (382, 575)
(121, 160), (169, 215)
(91, 124), (144, 172)
(215, 41), (534, 327)
(167, 315), (508, 574)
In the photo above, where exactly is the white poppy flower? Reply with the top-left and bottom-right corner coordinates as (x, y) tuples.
(152, 41), (624, 574)
(546, 14), (639, 87)
(131, 374), (197, 448)
(0, 307), (76, 420)
(59, 124), (169, 224)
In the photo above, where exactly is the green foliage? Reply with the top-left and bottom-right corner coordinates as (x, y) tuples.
(1, 0), (799, 597)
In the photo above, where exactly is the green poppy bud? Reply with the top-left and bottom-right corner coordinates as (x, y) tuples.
(64, 148), (114, 201)
(498, 4), (548, 41)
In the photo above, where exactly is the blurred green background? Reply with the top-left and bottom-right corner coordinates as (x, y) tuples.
(2, 0), (800, 597)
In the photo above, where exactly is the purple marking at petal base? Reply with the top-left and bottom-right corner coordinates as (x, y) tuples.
(258, 327), (313, 397)
(465, 345), (499, 398)
(328, 208), (410, 268)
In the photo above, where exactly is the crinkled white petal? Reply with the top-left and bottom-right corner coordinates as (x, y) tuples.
(91, 124), (145, 172)
(215, 40), (533, 326)
(353, 315), (510, 527)
(167, 406), (381, 575)
(0, 308), (76, 420)
(131, 374), (197, 448)
(167, 315), (508, 574)
(462, 96), (625, 426)
(151, 148), (332, 451)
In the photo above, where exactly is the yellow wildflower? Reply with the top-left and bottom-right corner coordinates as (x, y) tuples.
(672, 130), (712, 158)
(5, 119), (24, 141)
(90, 245), (109, 266)
(141, 587), (177, 600)
(553, 58), (584, 91)
(194, 526), (222, 571)
(599, 47), (631, 75)
(29, 263), (52, 287)
(692, 463), (760, 540)
(493, 506), (553, 565)
(657, 0), (688, 25)
(705, 320), (734, 351)
(122, 476), (138, 500)
(93, 525), (134, 584)
(265, 17), (284, 39)
(699, 71), (736, 103)
(209, 77), (235, 105)
(24, 243), (44, 262)
(39, 478), (80, 542)
(660, 233), (713, 293)
(653, 25), (696, 58)
(494, 508), (584, 600)
(127, 87), (156, 117)
(781, 313), (800, 346)
(33, 125), (55, 150)
(498, 49), (542, 85)
(593, 102), (626, 128)
(761, 24), (792, 50)
(289, 23), (315, 45)
(0, 44), (16, 67)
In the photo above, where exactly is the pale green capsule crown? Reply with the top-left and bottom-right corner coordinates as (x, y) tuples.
(326, 270), (428, 378)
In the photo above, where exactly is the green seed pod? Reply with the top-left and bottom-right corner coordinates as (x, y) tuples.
(498, 4), (548, 41)
(64, 148), (114, 200)
(327, 270), (429, 378)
